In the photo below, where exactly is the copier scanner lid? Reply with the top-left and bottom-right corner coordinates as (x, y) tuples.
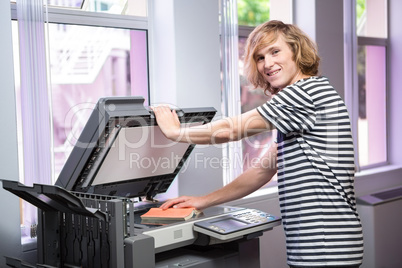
(55, 97), (216, 199)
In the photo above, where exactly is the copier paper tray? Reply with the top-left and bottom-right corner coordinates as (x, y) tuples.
(2, 180), (130, 268)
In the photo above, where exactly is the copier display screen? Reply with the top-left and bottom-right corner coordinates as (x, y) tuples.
(211, 218), (249, 228)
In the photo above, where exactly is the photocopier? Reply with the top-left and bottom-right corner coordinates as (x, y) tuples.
(2, 97), (281, 268)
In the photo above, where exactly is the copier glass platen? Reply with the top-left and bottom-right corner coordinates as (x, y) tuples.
(2, 97), (281, 268)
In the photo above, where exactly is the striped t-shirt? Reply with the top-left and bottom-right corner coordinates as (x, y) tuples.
(257, 76), (364, 267)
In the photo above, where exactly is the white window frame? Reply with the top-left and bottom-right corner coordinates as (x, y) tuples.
(344, 0), (389, 172)
(10, 3), (148, 29)
(220, 0), (242, 184)
(357, 35), (388, 170)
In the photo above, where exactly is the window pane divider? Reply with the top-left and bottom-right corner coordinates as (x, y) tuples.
(358, 36), (387, 46)
(238, 25), (254, 37)
(221, 0), (243, 184)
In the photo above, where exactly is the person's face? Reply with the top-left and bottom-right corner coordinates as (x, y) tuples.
(255, 34), (302, 91)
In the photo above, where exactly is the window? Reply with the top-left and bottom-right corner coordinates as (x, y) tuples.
(46, 23), (148, 177)
(11, 2), (149, 243)
(355, 0), (388, 168)
(221, 0), (291, 187)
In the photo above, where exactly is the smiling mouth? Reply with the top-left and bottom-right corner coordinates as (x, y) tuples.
(268, 70), (280, 76)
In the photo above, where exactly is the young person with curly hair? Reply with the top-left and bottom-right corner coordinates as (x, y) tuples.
(152, 20), (364, 267)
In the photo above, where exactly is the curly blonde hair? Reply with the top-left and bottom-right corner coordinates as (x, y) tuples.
(243, 20), (320, 95)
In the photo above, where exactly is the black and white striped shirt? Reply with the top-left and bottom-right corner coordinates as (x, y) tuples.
(257, 76), (364, 267)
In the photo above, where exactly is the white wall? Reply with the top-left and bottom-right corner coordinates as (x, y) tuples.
(149, 0), (224, 198)
(149, 0), (221, 109)
(0, 1), (23, 267)
(293, 0), (345, 99)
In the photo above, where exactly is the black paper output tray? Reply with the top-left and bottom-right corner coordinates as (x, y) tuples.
(2, 180), (107, 221)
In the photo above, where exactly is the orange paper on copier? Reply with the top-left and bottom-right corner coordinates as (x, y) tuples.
(140, 207), (199, 222)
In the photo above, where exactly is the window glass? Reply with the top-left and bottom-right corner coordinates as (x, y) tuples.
(46, 23), (148, 177)
(357, 0), (387, 38)
(357, 45), (387, 167)
(355, 0), (388, 169)
(237, 0), (270, 26)
(236, 0), (277, 184)
(238, 36), (273, 172)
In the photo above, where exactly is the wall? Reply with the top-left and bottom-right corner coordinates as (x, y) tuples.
(293, 0), (345, 99)
(149, 0), (224, 198)
(0, 1), (23, 267)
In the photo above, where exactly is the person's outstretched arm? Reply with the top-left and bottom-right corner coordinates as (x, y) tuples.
(151, 106), (274, 144)
(159, 144), (278, 211)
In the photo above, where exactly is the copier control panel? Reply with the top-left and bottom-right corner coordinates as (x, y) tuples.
(194, 208), (281, 240)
